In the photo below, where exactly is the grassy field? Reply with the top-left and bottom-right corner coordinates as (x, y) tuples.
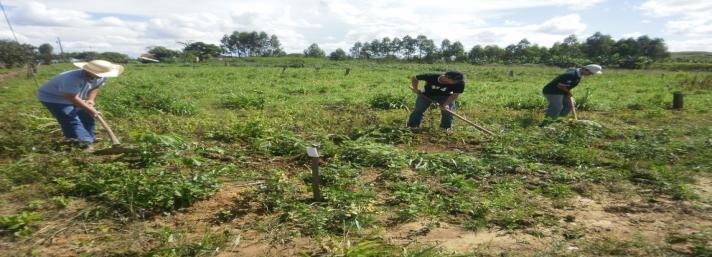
(1, 58), (711, 256)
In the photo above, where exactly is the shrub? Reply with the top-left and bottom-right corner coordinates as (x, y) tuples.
(340, 141), (407, 168)
(369, 94), (408, 110)
(55, 163), (222, 218)
(220, 93), (265, 110)
(0, 212), (42, 237)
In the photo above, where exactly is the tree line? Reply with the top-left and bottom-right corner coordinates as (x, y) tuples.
(1, 31), (671, 69)
(306, 32), (670, 69)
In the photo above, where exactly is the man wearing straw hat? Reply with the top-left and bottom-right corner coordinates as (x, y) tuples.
(37, 60), (124, 149)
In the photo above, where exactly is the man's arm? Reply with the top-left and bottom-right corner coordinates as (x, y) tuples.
(410, 76), (421, 94)
(556, 83), (572, 96)
(85, 87), (100, 106)
(63, 93), (101, 117)
(441, 93), (460, 111)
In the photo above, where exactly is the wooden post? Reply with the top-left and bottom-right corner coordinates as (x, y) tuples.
(673, 91), (684, 110)
(306, 145), (322, 201)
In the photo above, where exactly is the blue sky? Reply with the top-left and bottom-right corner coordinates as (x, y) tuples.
(1, 0), (710, 57)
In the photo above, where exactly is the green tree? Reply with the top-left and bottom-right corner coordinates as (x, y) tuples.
(38, 43), (53, 64)
(183, 42), (222, 61)
(468, 45), (486, 64)
(483, 45), (504, 63)
(583, 32), (615, 64)
(147, 46), (181, 62)
(304, 43), (325, 58)
(0, 40), (36, 68)
(449, 41), (466, 61)
(97, 52), (130, 64)
(349, 41), (363, 58)
(329, 48), (348, 60)
(400, 35), (417, 59)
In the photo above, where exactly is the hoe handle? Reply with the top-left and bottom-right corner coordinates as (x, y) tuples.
(413, 90), (496, 136)
(568, 96), (578, 120)
(96, 114), (121, 145)
(442, 108), (496, 136)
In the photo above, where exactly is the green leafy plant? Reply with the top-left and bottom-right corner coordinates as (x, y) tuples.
(0, 211), (42, 237)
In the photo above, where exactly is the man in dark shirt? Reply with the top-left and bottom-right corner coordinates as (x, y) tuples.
(407, 71), (465, 131)
(541, 64), (602, 124)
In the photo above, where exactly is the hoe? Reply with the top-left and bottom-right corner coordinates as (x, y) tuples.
(92, 114), (137, 155)
(409, 88), (496, 136)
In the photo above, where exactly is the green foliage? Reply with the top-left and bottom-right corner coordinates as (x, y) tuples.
(38, 43), (53, 64)
(370, 93), (408, 110)
(257, 131), (308, 157)
(351, 126), (415, 144)
(144, 227), (232, 257)
(341, 141), (407, 168)
(101, 81), (198, 116)
(304, 43), (326, 58)
(409, 153), (487, 178)
(220, 93), (265, 110)
(329, 48), (349, 61)
(147, 46), (182, 62)
(0, 212), (43, 237)
(55, 162), (221, 218)
(0, 40), (36, 68)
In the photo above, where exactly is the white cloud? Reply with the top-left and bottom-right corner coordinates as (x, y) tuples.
(640, 0), (712, 37)
(10, 1), (92, 27)
(535, 14), (586, 34)
(621, 32), (643, 38)
(1, 0), (708, 57)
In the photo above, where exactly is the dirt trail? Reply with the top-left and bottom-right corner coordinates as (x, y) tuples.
(383, 191), (712, 255)
(0, 71), (20, 83)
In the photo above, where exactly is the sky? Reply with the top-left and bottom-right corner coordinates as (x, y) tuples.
(1, 0), (711, 57)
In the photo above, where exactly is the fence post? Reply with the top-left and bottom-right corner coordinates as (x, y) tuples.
(673, 91), (684, 110)
(306, 145), (322, 201)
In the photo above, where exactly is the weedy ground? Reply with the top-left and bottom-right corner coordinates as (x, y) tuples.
(0, 58), (711, 256)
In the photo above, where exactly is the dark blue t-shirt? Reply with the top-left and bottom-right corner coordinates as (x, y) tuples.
(416, 73), (465, 96)
(542, 68), (581, 95)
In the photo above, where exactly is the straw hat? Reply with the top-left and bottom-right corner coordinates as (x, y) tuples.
(583, 64), (603, 74)
(73, 60), (125, 78)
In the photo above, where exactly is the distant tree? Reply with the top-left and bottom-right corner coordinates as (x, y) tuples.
(483, 45), (504, 63)
(98, 52), (130, 64)
(329, 48), (348, 60)
(390, 37), (402, 57)
(38, 43), (53, 64)
(369, 39), (382, 58)
(400, 35), (417, 59)
(349, 41), (363, 58)
(415, 35), (436, 61)
(468, 45), (486, 64)
(360, 42), (372, 59)
(449, 41), (466, 61)
(220, 31), (284, 57)
(0, 40), (36, 68)
(147, 46), (181, 62)
(380, 37), (392, 57)
(583, 32), (616, 64)
(268, 35), (286, 56)
(503, 44), (517, 64)
(304, 43), (325, 57)
(440, 39), (452, 59)
(182, 42), (222, 61)
(69, 51), (100, 61)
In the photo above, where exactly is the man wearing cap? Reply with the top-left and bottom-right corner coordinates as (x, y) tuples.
(541, 64), (602, 125)
(37, 60), (124, 149)
(407, 71), (465, 131)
